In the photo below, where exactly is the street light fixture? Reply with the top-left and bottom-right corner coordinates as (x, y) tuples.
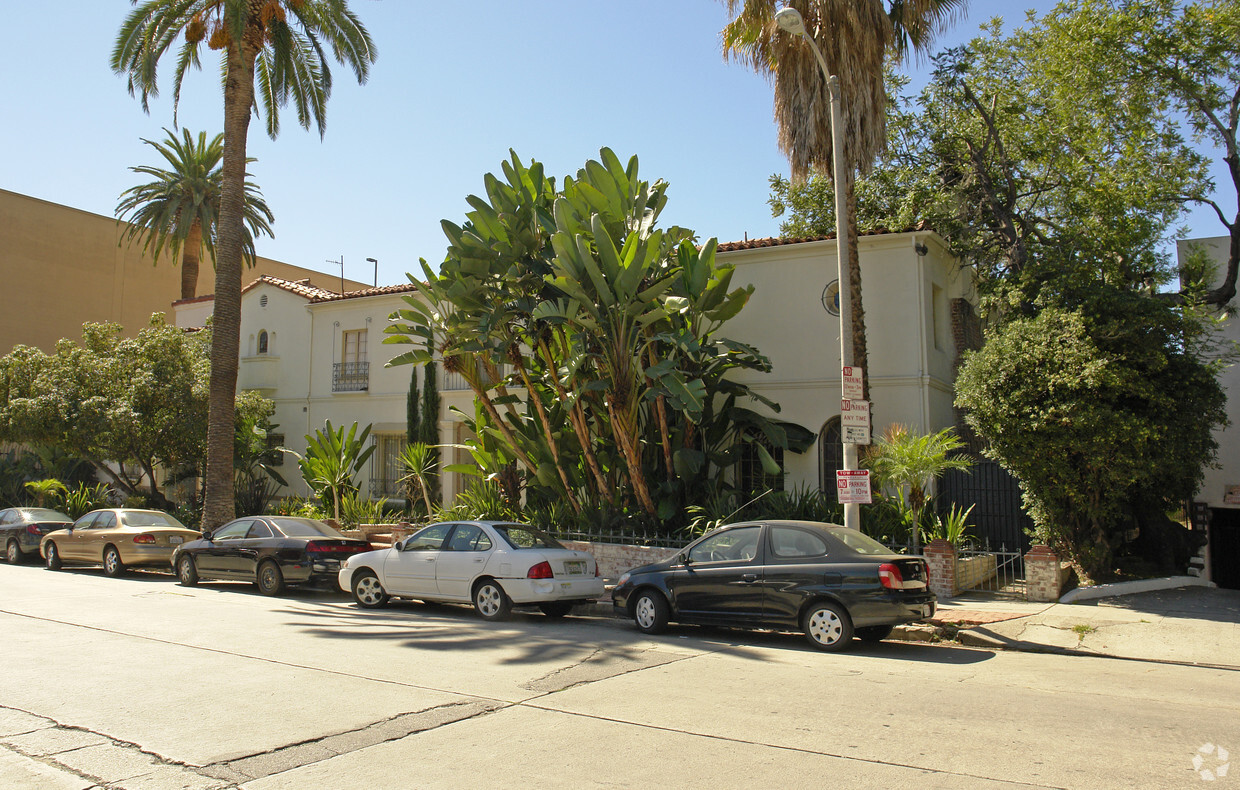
(366, 257), (378, 288)
(775, 6), (862, 531)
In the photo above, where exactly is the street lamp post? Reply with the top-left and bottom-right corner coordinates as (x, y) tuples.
(775, 6), (862, 531)
(366, 257), (378, 288)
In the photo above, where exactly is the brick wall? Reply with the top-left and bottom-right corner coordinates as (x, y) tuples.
(1024, 545), (1062, 602)
(924, 539), (958, 598)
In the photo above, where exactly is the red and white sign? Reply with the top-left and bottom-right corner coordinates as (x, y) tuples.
(840, 398), (871, 445)
(836, 470), (872, 504)
(842, 366), (864, 400)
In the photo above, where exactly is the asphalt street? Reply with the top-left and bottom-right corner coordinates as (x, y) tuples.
(2, 563), (1237, 789)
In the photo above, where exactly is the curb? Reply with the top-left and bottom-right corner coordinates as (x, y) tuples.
(1058, 575), (1215, 604)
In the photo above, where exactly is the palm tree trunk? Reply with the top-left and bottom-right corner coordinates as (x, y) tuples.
(513, 358), (581, 513)
(843, 172), (869, 401)
(180, 220), (203, 301)
(202, 30), (260, 531)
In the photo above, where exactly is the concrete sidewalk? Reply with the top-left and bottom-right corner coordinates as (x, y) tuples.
(920, 585), (1240, 668)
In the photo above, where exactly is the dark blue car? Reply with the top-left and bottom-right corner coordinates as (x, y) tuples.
(611, 520), (935, 652)
(1, 508), (73, 564)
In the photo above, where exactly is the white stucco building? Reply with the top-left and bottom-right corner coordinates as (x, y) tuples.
(176, 230), (978, 509)
(1179, 237), (1240, 588)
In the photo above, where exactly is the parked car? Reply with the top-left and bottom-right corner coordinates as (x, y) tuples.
(41, 509), (200, 577)
(172, 516), (372, 596)
(339, 521), (605, 620)
(1, 507), (73, 564)
(611, 520), (936, 652)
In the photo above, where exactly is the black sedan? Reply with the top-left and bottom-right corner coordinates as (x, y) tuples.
(171, 516), (372, 596)
(1, 507), (73, 564)
(611, 520), (936, 652)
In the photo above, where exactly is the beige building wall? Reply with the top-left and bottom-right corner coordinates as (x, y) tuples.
(219, 232), (975, 505)
(0, 188), (366, 353)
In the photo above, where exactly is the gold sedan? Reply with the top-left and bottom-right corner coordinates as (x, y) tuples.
(41, 509), (200, 577)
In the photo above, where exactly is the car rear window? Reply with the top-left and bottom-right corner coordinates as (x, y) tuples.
(21, 509), (71, 522)
(269, 518), (340, 538)
(123, 512), (186, 528)
(493, 524), (563, 550)
(829, 528), (896, 556)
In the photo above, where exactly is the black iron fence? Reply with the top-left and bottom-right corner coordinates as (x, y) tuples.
(938, 460), (1034, 555)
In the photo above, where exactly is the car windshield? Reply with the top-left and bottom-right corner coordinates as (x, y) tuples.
(123, 512), (186, 528)
(21, 509), (71, 522)
(269, 518), (340, 538)
(492, 524), (563, 550)
(830, 528), (896, 556)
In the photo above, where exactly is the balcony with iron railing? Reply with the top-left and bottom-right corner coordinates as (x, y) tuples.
(333, 361), (369, 392)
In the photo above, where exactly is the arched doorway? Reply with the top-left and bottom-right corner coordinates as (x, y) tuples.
(818, 418), (842, 502)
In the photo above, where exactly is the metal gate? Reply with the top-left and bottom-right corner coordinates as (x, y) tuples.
(939, 460), (1033, 554)
(939, 460), (1033, 598)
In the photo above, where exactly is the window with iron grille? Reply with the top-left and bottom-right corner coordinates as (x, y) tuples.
(370, 434), (405, 498)
(737, 431), (785, 497)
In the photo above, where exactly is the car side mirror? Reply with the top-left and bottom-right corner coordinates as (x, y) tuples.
(679, 552), (692, 566)
(393, 539), (405, 551)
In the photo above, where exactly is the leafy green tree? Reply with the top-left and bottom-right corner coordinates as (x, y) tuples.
(864, 425), (970, 552)
(113, 1), (377, 530)
(116, 127), (274, 301)
(956, 298), (1226, 581)
(0, 315), (273, 508)
(290, 420), (375, 521)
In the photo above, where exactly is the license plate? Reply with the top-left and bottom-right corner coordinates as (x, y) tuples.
(563, 560), (586, 575)
(169, 536), (183, 545)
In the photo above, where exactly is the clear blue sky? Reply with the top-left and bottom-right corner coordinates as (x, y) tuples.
(1, 2), (1224, 288)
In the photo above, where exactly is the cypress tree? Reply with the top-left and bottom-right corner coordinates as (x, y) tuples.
(418, 361), (441, 504)
(406, 364), (419, 446)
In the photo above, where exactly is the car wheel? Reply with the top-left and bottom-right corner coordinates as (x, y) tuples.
(256, 561), (285, 597)
(632, 590), (669, 635)
(6, 540), (21, 565)
(856, 625), (893, 643)
(473, 579), (512, 621)
(45, 542), (62, 571)
(803, 600), (854, 652)
(177, 554), (199, 587)
(539, 601), (574, 619)
(103, 545), (125, 578)
(352, 571), (389, 609)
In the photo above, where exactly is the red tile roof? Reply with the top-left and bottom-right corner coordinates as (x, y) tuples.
(715, 223), (931, 252)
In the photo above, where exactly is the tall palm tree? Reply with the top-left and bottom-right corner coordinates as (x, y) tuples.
(116, 127), (274, 301)
(112, 1), (376, 530)
(722, 0), (967, 391)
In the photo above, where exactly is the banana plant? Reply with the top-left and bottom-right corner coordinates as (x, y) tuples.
(286, 420), (376, 522)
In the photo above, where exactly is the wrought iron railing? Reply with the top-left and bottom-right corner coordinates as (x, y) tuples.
(332, 361), (369, 392)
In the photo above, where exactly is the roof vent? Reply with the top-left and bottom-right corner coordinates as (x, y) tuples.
(260, 294), (269, 308)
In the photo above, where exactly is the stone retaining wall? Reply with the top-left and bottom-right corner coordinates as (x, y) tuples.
(560, 541), (680, 581)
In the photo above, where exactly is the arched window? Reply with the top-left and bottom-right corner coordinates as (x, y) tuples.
(819, 418), (843, 501)
(257, 330), (269, 355)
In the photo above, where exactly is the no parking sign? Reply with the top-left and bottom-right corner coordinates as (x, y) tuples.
(836, 470), (872, 504)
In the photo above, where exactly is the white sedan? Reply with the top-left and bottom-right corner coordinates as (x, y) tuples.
(338, 521), (604, 620)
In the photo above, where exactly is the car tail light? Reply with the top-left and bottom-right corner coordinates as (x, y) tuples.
(878, 563), (904, 590)
(132, 534), (157, 545)
(26, 525), (42, 536)
(527, 561), (554, 579)
(595, 562), (601, 578)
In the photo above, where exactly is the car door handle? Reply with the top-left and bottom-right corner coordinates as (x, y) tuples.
(740, 574), (759, 583)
